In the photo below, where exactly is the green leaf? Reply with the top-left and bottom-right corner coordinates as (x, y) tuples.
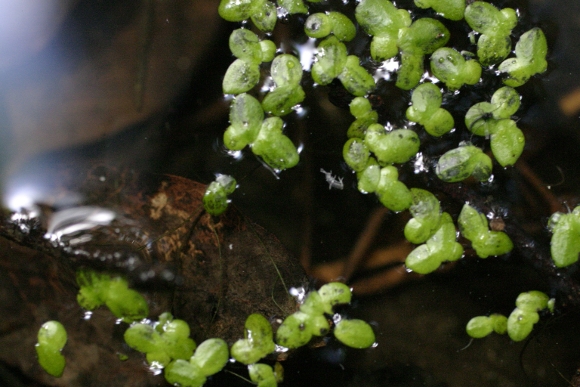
(406, 213), (463, 274)
(347, 99), (378, 138)
(414, 0), (465, 21)
(224, 93), (264, 150)
(203, 181), (228, 216)
(395, 53), (424, 91)
(364, 125), (420, 165)
(398, 18), (450, 55)
(457, 203), (489, 241)
(466, 87), (521, 137)
(251, 117), (299, 170)
(489, 119), (525, 167)
(464, 1), (517, 36)
(430, 47), (482, 90)
(375, 166), (413, 212)
(406, 83), (454, 136)
(318, 282), (352, 314)
(249, 363), (278, 387)
(311, 36), (348, 85)
(396, 18), (449, 90)
(464, 102), (497, 136)
(507, 308), (539, 342)
(271, 54), (303, 86)
(260, 40), (277, 63)
(218, 0), (255, 22)
(515, 291), (549, 313)
(464, 2), (517, 65)
(490, 86), (521, 118)
(124, 323), (161, 354)
(499, 28), (548, 87)
(231, 314), (275, 364)
(338, 55), (376, 97)
(36, 345), (66, 377)
(225, 93), (264, 150)
(458, 204), (513, 258)
(466, 316), (493, 338)
(251, 1), (277, 32)
(355, 0), (409, 37)
(299, 291), (326, 316)
(490, 314), (508, 334)
(262, 85), (306, 116)
(343, 138), (371, 172)
(471, 230), (514, 258)
(327, 12), (357, 42)
(549, 211), (580, 267)
(334, 319), (376, 348)
(404, 188), (441, 244)
(276, 312), (314, 348)
(222, 59), (261, 94)
(229, 29), (262, 63)
(278, 0), (308, 14)
(190, 338), (229, 376)
(105, 280), (149, 322)
(350, 97), (373, 118)
(476, 34), (512, 67)
(164, 359), (207, 387)
(435, 144), (492, 182)
(357, 162), (381, 194)
(37, 321), (67, 349)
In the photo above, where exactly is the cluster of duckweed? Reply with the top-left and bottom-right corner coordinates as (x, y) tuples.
(466, 291), (555, 341)
(211, 0), (564, 345)
(35, 0), (572, 381)
(36, 270), (373, 386)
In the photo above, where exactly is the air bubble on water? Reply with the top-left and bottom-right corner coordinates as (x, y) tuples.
(294, 105), (309, 119)
(420, 71), (439, 84)
(414, 152), (428, 174)
(371, 342), (379, 348)
(384, 122), (394, 131)
(276, 7), (289, 19)
(297, 142), (304, 154)
(373, 58), (400, 82)
(275, 344), (289, 353)
(227, 150), (244, 160)
(453, 90), (460, 95)
(332, 313), (342, 324)
(83, 311), (93, 321)
(297, 38), (316, 71)
(148, 362), (164, 375)
(260, 76), (275, 93)
(289, 286), (306, 302)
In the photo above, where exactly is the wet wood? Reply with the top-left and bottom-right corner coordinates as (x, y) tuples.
(0, 163), (306, 386)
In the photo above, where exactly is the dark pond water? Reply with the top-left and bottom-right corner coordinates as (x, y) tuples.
(1, 0), (580, 386)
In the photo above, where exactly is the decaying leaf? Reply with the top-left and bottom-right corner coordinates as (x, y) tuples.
(0, 163), (306, 386)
